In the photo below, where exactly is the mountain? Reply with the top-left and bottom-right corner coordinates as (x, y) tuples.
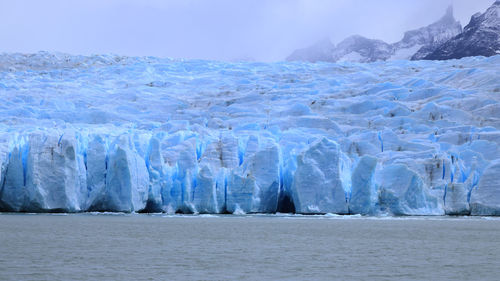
(287, 38), (335, 62)
(424, 0), (500, 60)
(286, 6), (462, 63)
(398, 6), (462, 60)
(287, 35), (393, 63)
(331, 35), (393, 63)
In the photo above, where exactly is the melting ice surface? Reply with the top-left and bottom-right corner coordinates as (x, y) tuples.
(0, 52), (499, 215)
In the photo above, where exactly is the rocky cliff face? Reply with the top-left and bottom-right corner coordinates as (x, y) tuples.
(424, 1), (500, 60)
(400, 6), (462, 60)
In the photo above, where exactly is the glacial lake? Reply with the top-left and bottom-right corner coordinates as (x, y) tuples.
(1, 214), (499, 280)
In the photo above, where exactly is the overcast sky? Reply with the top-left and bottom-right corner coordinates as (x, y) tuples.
(0, 0), (494, 61)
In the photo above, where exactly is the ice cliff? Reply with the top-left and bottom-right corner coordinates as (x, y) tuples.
(0, 52), (499, 215)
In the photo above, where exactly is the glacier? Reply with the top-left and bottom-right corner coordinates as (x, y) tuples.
(0, 52), (499, 215)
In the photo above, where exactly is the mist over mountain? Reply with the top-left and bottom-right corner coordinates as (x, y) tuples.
(0, 0), (494, 61)
(288, 1), (500, 63)
(287, 6), (463, 63)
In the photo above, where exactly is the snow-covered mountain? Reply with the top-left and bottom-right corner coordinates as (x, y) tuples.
(286, 6), (462, 63)
(287, 35), (394, 63)
(399, 6), (463, 60)
(332, 35), (393, 63)
(424, 0), (500, 60)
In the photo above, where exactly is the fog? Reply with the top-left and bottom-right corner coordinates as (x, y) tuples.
(0, 0), (494, 61)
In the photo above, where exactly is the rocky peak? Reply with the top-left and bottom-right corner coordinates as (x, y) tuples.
(442, 5), (456, 24)
(398, 6), (461, 49)
(467, 0), (500, 30)
(424, 1), (500, 60)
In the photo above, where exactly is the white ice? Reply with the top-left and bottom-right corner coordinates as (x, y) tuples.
(0, 52), (499, 215)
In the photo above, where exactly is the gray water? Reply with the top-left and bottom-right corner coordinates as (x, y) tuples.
(1, 214), (499, 281)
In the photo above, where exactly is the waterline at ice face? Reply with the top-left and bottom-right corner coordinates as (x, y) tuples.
(0, 52), (499, 215)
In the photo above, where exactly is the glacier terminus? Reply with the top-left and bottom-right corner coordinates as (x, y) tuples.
(0, 53), (499, 216)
